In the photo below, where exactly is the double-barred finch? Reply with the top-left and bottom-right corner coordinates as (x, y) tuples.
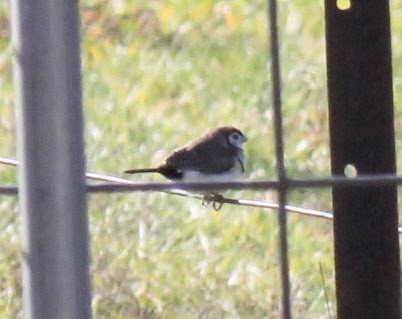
(124, 126), (248, 183)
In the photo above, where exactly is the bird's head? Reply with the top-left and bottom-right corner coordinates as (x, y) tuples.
(213, 126), (248, 150)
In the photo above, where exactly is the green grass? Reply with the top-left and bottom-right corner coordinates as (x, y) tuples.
(1, 0), (402, 318)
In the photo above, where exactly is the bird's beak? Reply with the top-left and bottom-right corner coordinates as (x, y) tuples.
(242, 135), (248, 143)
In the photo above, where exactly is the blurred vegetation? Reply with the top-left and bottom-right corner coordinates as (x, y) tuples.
(0, 0), (401, 318)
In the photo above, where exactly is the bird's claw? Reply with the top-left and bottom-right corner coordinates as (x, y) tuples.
(202, 193), (224, 211)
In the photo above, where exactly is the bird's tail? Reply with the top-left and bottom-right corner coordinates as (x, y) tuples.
(124, 168), (160, 174)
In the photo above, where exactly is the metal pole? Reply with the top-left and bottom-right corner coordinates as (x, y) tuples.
(324, 1), (401, 318)
(11, 1), (92, 318)
(268, 0), (292, 318)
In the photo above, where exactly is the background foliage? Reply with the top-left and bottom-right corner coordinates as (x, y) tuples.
(0, 0), (401, 318)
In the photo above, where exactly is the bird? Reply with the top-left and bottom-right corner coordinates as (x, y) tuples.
(124, 126), (248, 184)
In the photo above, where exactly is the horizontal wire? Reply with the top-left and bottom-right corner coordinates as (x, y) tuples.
(1, 157), (401, 233)
(87, 175), (402, 191)
(3, 175), (402, 195)
(2, 185), (402, 233)
(0, 187), (18, 195)
(3, 155), (402, 189)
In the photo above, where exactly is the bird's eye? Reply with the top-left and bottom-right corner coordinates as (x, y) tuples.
(227, 131), (245, 148)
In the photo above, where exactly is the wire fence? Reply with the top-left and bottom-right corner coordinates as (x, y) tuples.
(1, 157), (402, 229)
(3, 0), (401, 318)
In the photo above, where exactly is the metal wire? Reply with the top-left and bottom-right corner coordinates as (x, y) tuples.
(4, 173), (402, 195)
(268, 0), (292, 317)
(4, 157), (402, 196)
(1, 0), (400, 317)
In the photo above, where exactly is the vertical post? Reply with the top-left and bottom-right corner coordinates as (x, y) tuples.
(324, 1), (401, 319)
(11, 1), (92, 319)
(268, 0), (292, 318)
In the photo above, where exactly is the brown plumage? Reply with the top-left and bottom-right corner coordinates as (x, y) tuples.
(124, 126), (247, 181)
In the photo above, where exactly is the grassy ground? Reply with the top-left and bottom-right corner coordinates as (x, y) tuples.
(0, 0), (401, 318)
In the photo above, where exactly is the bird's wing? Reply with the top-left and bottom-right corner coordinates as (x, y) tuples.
(163, 142), (237, 174)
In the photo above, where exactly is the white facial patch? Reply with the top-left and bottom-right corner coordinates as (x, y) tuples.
(228, 132), (247, 149)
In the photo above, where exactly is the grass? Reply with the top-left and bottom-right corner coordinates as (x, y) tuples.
(1, 0), (401, 318)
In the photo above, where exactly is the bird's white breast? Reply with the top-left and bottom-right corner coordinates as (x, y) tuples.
(180, 160), (244, 183)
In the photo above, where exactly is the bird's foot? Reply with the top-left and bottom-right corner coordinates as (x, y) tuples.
(202, 193), (224, 211)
